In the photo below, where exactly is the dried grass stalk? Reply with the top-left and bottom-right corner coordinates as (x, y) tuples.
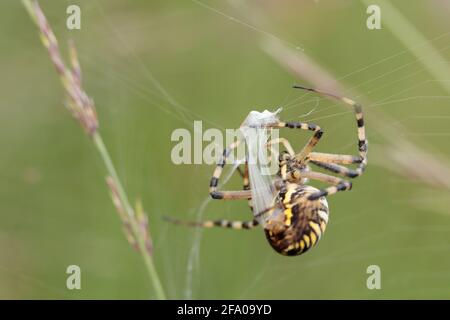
(22, 0), (165, 299)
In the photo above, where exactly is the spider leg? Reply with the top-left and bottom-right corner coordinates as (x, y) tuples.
(164, 216), (259, 230)
(293, 85), (368, 176)
(236, 166), (245, 178)
(309, 160), (361, 178)
(237, 161), (254, 212)
(209, 140), (252, 200)
(301, 150), (365, 178)
(266, 137), (295, 156)
(270, 121), (323, 163)
(239, 162), (250, 191)
(308, 152), (362, 165)
(298, 171), (352, 201)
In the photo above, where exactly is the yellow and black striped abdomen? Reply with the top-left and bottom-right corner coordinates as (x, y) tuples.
(264, 185), (329, 256)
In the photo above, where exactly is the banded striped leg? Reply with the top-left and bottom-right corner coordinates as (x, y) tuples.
(297, 171), (352, 201)
(303, 150), (364, 179)
(237, 162), (254, 212)
(293, 85), (368, 177)
(164, 215), (260, 230)
(236, 162), (250, 191)
(308, 152), (362, 164)
(308, 157), (362, 178)
(266, 137), (295, 156)
(247, 138), (293, 179)
(269, 121), (324, 163)
(209, 140), (252, 200)
(166, 160), (258, 230)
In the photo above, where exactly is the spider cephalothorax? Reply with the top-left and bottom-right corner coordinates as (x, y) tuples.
(277, 151), (311, 184)
(167, 86), (368, 256)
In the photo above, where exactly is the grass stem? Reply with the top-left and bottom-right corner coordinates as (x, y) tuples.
(92, 133), (166, 300)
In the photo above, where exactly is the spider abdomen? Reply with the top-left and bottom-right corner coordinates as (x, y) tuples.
(264, 185), (329, 256)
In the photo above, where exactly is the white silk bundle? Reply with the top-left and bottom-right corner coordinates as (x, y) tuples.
(240, 108), (282, 223)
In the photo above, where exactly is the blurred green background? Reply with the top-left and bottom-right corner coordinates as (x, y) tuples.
(1, 0), (449, 299)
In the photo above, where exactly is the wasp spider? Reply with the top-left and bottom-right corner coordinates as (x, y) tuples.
(167, 86), (367, 256)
